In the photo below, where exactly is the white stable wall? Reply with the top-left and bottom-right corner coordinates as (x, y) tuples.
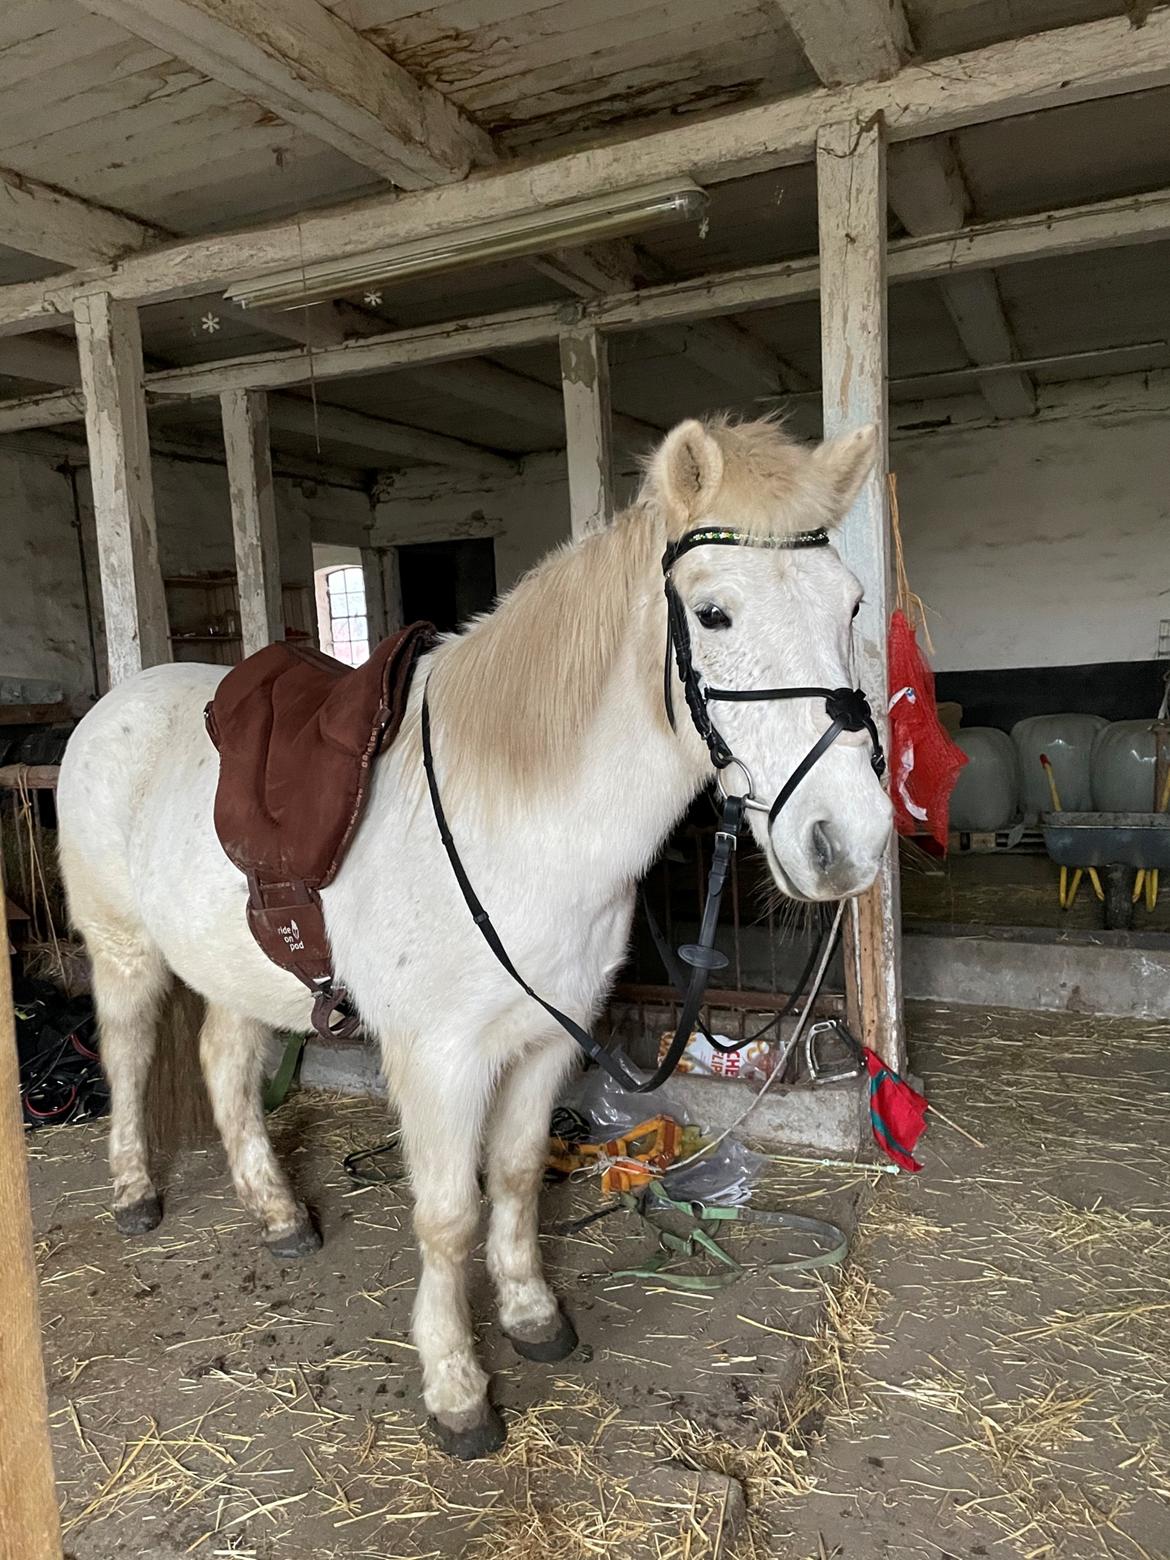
(0, 440), (372, 703)
(0, 448), (94, 703)
(372, 383), (1169, 674)
(894, 400), (1169, 672)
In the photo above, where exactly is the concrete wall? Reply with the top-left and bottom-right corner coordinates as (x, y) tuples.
(0, 440), (372, 703)
(894, 407), (1169, 672)
(4, 378), (1165, 705)
(0, 449), (95, 702)
(372, 391), (1169, 673)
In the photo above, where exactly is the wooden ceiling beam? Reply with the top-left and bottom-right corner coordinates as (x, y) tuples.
(769, 0), (1036, 418)
(78, 0), (494, 188)
(262, 395), (516, 476)
(0, 183), (1167, 431)
(0, 10), (1164, 336)
(0, 165), (162, 268)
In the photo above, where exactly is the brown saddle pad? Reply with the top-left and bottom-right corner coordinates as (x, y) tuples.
(205, 621), (434, 1034)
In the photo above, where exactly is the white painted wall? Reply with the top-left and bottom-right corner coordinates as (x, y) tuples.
(0, 449), (95, 703)
(895, 406), (1169, 671)
(4, 381), (1165, 706)
(372, 395), (1169, 673)
(0, 440), (373, 702)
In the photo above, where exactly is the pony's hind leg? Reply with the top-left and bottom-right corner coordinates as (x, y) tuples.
(198, 1004), (320, 1257)
(485, 1036), (579, 1361)
(87, 928), (170, 1234)
(388, 1039), (502, 1459)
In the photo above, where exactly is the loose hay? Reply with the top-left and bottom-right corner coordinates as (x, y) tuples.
(28, 1006), (1170, 1560)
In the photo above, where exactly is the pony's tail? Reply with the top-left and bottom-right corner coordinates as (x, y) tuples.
(146, 979), (216, 1150)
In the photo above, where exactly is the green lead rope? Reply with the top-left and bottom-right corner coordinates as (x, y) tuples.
(609, 1182), (848, 1292)
(263, 1031), (307, 1113)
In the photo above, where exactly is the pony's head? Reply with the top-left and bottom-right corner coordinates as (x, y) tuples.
(643, 416), (893, 901)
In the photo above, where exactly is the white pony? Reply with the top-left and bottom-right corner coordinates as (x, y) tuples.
(58, 416), (891, 1457)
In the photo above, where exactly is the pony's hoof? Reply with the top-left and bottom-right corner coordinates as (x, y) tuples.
(264, 1218), (322, 1259)
(428, 1404), (507, 1460)
(508, 1307), (578, 1362)
(114, 1195), (162, 1236)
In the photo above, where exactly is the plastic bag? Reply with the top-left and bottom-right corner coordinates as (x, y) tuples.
(559, 1066), (764, 1206)
(663, 1135), (765, 1206)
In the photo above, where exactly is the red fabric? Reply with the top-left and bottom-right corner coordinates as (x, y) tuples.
(865, 1048), (928, 1173)
(887, 610), (967, 848)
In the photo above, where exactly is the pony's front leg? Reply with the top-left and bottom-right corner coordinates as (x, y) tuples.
(391, 1043), (503, 1459)
(486, 1035), (580, 1360)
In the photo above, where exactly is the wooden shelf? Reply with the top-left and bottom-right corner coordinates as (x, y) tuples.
(170, 634), (241, 643)
(0, 703), (71, 726)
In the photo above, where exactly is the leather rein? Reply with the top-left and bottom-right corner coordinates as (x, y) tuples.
(421, 523), (885, 1093)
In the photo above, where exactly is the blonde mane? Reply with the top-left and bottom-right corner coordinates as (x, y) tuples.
(429, 417), (852, 801)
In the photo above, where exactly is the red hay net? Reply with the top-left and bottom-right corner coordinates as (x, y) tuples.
(887, 608), (967, 848)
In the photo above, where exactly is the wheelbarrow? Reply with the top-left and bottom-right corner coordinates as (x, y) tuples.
(1042, 811), (1170, 928)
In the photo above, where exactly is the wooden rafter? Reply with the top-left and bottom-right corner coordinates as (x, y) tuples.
(770, 0), (1035, 418)
(0, 165), (161, 267)
(1, 182), (1168, 434)
(1, 10), (1165, 337)
(79, 0), (494, 188)
(263, 396), (516, 476)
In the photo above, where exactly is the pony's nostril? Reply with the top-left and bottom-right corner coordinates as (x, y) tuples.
(810, 820), (836, 872)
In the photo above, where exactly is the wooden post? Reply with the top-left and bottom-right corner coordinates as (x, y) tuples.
(221, 388), (283, 655)
(558, 324), (613, 540)
(73, 290), (170, 684)
(360, 545), (403, 643)
(816, 116), (905, 1073)
(0, 855), (63, 1559)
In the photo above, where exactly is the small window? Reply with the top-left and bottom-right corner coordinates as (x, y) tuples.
(322, 564), (368, 666)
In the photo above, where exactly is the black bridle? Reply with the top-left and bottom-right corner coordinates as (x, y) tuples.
(661, 524), (885, 829)
(421, 523), (885, 1093)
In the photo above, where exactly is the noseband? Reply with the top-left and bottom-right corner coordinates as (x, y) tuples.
(422, 521), (887, 1094)
(662, 524), (885, 833)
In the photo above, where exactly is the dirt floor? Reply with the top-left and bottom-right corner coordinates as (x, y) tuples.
(27, 1003), (1170, 1560)
(901, 846), (1170, 934)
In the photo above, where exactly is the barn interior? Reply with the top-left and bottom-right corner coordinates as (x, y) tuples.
(2, 3), (1169, 1557)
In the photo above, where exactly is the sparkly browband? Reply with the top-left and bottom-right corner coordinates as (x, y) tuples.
(662, 526), (830, 571)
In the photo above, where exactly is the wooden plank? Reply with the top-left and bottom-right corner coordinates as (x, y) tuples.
(777, 0), (1035, 420)
(2, 178), (1168, 431)
(82, 0), (494, 188)
(559, 324), (612, 540)
(0, 847), (63, 1560)
(360, 545), (403, 641)
(0, 164), (161, 266)
(769, 0), (910, 84)
(0, 704), (71, 727)
(0, 10), (1164, 332)
(886, 140), (1035, 419)
(73, 291), (170, 683)
(265, 394), (517, 475)
(0, 333), (80, 387)
(221, 388), (283, 655)
(816, 117), (903, 1074)
(0, 764), (60, 788)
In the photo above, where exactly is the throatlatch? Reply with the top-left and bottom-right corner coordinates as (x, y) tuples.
(424, 524), (886, 1093)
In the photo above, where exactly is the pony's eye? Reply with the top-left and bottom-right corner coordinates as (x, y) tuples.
(696, 603), (732, 631)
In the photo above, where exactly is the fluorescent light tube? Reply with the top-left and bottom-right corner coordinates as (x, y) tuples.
(225, 180), (707, 312)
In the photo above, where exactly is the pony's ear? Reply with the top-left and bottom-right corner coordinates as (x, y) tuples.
(810, 424), (878, 517)
(652, 419), (724, 519)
